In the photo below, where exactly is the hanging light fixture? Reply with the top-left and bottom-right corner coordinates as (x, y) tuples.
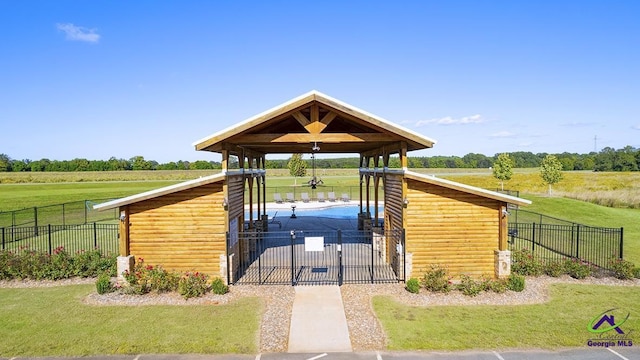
(311, 142), (320, 189)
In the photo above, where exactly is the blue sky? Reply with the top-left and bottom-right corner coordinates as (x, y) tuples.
(1, 1), (639, 163)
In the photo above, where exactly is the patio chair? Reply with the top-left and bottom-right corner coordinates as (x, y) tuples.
(269, 211), (282, 229)
(317, 192), (325, 202)
(301, 192), (310, 203)
(273, 193), (284, 203)
(286, 192), (295, 202)
(341, 193), (350, 202)
(328, 192), (336, 202)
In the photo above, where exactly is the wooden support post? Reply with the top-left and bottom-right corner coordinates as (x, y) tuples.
(499, 205), (508, 251)
(118, 206), (130, 257)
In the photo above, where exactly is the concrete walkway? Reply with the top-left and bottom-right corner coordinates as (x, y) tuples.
(287, 285), (352, 353)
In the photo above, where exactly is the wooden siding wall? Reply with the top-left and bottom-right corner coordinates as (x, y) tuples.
(405, 179), (502, 279)
(383, 173), (404, 231)
(128, 183), (226, 276)
(227, 174), (245, 221)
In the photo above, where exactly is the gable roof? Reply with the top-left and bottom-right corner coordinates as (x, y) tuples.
(93, 172), (226, 211)
(193, 90), (436, 155)
(404, 170), (532, 207)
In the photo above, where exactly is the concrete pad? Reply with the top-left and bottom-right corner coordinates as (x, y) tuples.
(287, 285), (352, 353)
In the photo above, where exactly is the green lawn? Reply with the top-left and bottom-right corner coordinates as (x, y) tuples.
(0, 284), (261, 357)
(0, 181), (180, 211)
(521, 195), (640, 264)
(373, 284), (640, 350)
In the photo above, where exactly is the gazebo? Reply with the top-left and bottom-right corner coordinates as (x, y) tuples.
(95, 90), (530, 284)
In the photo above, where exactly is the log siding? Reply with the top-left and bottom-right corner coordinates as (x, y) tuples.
(405, 179), (503, 278)
(128, 183), (226, 276)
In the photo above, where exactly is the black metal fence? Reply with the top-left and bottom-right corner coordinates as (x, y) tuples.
(508, 210), (623, 269)
(1, 223), (119, 256)
(229, 229), (404, 285)
(0, 199), (118, 228)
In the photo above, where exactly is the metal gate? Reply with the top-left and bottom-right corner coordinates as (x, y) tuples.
(228, 229), (404, 285)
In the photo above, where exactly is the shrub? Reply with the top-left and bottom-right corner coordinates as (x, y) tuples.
(95, 273), (114, 294)
(507, 274), (525, 292)
(544, 260), (566, 277)
(421, 264), (452, 293)
(564, 258), (592, 279)
(210, 277), (229, 295)
(122, 258), (180, 294)
(178, 271), (209, 299)
(608, 258), (635, 280)
(487, 278), (508, 294)
(0, 247), (116, 281)
(457, 274), (483, 297)
(511, 249), (543, 276)
(405, 278), (420, 294)
(634, 267), (640, 279)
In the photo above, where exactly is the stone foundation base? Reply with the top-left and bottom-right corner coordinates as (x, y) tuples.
(494, 250), (511, 278)
(117, 255), (135, 283)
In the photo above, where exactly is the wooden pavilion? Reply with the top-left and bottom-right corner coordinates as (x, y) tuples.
(95, 90), (530, 283)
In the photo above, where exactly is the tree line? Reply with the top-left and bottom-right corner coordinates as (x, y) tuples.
(0, 146), (638, 172)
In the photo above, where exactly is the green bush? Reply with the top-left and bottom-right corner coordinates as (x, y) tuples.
(511, 249), (544, 276)
(544, 260), (566, 277)
(487, 278), (508, 294)
(564, 258), (592, 279)
(634, 267), (640, 279)
(122, 258), (180, 294)
(210, 277), (229, 295)
(95, 273), (114, 294)
(507, 274), (525, 292)
(608, 258), (635, 280)
(405, 278), (420, 294)
(178, 271), (210, 299)
(457, 274), (484, 297)
(421, 264), (452, 293)
(0, 247), (116, 281)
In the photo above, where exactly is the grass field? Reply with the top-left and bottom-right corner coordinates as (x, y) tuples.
(373, 284), (640, 350)
(0, 284), (261, 356)
(1, 169), (638, 263)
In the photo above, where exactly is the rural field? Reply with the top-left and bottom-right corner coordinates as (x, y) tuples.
(1, 169), (639, 263)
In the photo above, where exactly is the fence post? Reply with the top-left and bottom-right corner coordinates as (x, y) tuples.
(290, 231), (295, 286)
(48, 224), (52, 255)
(93, 222), (98, 249)
(370, 230), (374, 284)
(619, 227), (624, 259)
(338, 230), (343, 286)
(62, 203), (66, 226)
(34, 207), (39, 236)
(402, 229), (406, 282)
(575, 225), (580, 259)
(531, 223), (536, 253)
(225, 232), (231, 285)
(85, 200), (88, 224)
(2, 227), (4, 250)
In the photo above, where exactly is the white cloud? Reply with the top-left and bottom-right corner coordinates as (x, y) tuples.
(562, 121), (596, 127)
(56, 23), (100, 43)
(632, 124), (640, 131)
(489, 131), (516, 138)
(415, 114), (483, 126)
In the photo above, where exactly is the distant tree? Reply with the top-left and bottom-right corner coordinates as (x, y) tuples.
(130, 156), (153, 170)
(613, 146), (639, 171)
(11, 159), (29, 172)
(189, 160), (214, 170)
(492, 153), (514, 191)
(287, 153), (307, 185)
(540, 154), (563, 195)
(0, 154), (10, 172)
